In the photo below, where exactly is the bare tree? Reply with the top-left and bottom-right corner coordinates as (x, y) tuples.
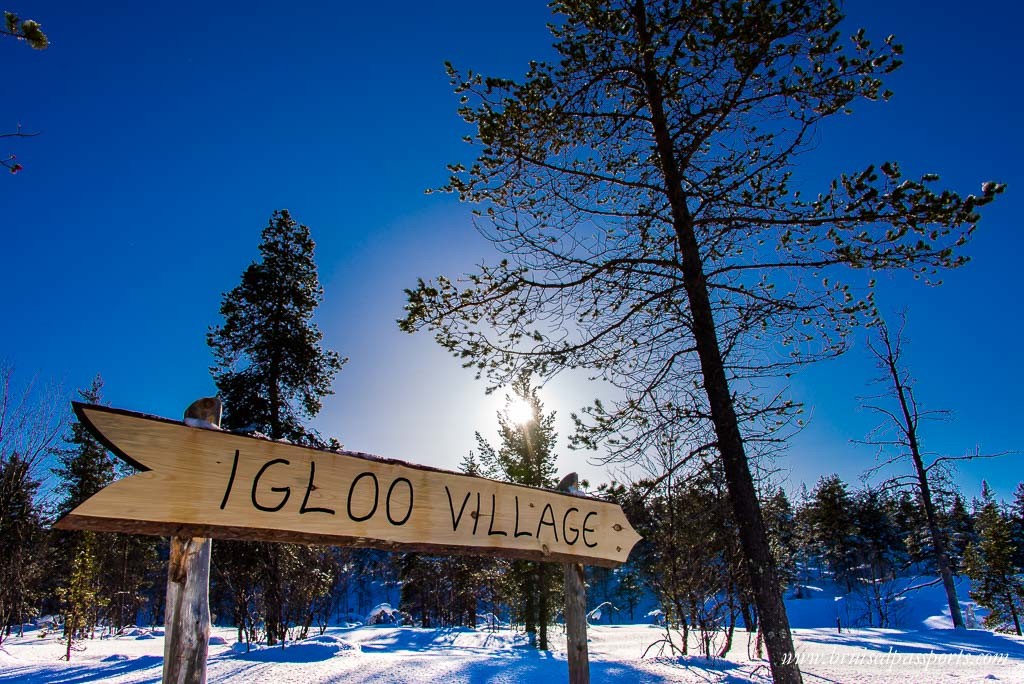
(858, 314), (1008, 630)
(0, 363), (66, 640)
(0, 363), (65, 495)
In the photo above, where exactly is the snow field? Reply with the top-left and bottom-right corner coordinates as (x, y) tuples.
(1, 623), (1023, 683)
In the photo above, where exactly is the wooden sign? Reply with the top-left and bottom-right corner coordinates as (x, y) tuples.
(56, 403), (641, 567)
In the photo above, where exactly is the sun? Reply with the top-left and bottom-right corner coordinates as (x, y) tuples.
(505, 396), (534, 426)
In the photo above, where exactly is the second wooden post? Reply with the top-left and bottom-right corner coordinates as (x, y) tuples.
(162, 397), (221, 684)
(558, 473), (590, 684)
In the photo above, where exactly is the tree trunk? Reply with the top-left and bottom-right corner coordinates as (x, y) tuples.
(720, 605), (736, 658)
(741, 599), (755, 633)
(163, 398), (221, 684)
(524, 571), (537, 647)
(631, 3), (801, 681)
(1007, 592), (1022, 636)
(558, 475), (590, 684)
(563, 562), (590, 684)
(885, 346), (965, 630)
(65, 612), (75, 662)
(163, 536), (212, 684)
(263, 546), (282, 646)
(538, 565), (549, 650)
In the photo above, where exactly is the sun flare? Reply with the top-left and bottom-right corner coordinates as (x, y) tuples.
(505, 396), (534, 426)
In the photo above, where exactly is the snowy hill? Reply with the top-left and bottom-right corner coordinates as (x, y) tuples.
(785, 574), (978, 630)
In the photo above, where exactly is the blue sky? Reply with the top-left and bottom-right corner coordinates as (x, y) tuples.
(3, 1), (1021, 502)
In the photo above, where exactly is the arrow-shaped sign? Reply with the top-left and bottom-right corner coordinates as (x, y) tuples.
(55, 404), (641, 567)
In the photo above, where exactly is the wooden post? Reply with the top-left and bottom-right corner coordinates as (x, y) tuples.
(162, 397), (221, 684)
(558, 473), (590, 684)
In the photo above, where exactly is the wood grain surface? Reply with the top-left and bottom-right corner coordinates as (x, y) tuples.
(55, 403), (642, 567)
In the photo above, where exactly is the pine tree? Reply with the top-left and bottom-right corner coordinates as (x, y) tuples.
(54, 376), (116, 517)
(963, 489), (1024, 635)
(762, 488), (798, 589)
(946, 493), (976, 571)
(208, 209), (346, 646)
(608, 463), (742, 657)
(792, 484), (816, 597)
(889, 489), (931, 566)
(100, 532), (160, 633)
(401, 2), (1003, 677)
(613, 564), (643, 622)
(1010, 483), (1024, 569)
(208, 208), (345, 446)
(475, 375), (558, 490)
(0, 454), (46, 643)
(806, 476), (858, 591)
(850, 488), (905, 627)
(475, 375), (561, 649)
(52, 377), (128, 634)
(50, 376), (160, 633)
(57, 532), (106, 660)
(859, 314), (970, 628)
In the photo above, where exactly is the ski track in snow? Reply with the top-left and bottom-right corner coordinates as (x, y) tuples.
(2, 624), (1023, 683)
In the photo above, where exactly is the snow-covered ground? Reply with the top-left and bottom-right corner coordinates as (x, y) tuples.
(2, 623), (1022, 683)
(3, 576), (1022, 682)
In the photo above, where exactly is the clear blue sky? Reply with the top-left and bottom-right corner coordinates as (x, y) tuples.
(3, 1), (1021, 501)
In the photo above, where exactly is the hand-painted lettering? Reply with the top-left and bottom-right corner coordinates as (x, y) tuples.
(472, 492), (482, 535)
(386, 477), (413, 526)
(487, 493), (507, 536)
(251, 458), (291, 512)
(219, 449), (240, 510)
(536, 502), (558, 542)
(299, 460), (335, 515)
(514, 496), (533, 538)
(562, 507), (580, 545)
(582, 511), (598, 548)
(445, 486), (472, 531)
(346, 471), (379, 522)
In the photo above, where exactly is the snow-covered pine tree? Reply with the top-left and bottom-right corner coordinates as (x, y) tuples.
(208, 209), (345, 646)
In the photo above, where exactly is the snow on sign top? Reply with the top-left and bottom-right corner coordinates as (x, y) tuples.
(55, 403), (642, 567)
